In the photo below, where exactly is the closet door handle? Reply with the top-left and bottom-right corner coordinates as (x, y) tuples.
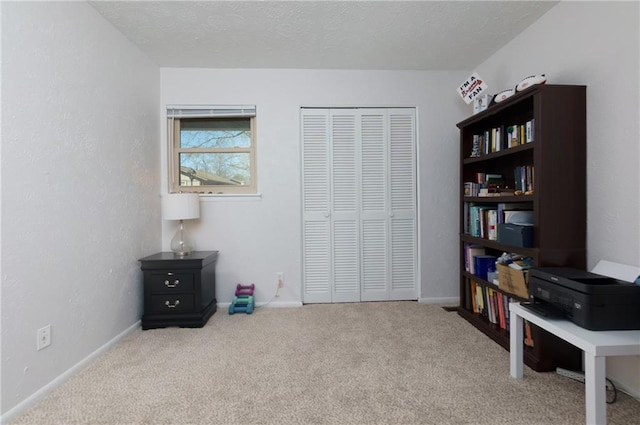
(324, 212), (331, 218)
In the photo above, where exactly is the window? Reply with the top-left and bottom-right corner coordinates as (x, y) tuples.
(167, 105), (257, 194)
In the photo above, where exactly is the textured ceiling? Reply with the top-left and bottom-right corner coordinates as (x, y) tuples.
(89, 1), (559, 70)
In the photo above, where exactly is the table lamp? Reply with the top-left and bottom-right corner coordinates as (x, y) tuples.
(162, 193), (200, 257)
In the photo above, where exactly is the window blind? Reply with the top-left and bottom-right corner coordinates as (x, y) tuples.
(166, 105), (256, 119)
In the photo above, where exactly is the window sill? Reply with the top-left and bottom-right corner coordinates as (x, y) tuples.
(198, 193), (262, 201)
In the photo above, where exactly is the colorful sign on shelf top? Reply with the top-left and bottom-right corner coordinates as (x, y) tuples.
(457, 72), (488, 104)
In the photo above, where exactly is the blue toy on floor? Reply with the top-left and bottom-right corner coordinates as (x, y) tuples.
(229, 284), (255, 315)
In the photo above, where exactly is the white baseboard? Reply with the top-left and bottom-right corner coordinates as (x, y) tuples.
(418, 296), (459, 305)
(222, 298), (458, 307)
(1, 321), (140, 424)
(219, 301), (303, 309)
(222, 298), (458, 308)
(257, 301), (303, 308)
(608, 378), (640, 400)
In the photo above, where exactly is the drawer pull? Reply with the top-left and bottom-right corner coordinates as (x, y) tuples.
(165, 300), (180, 308)
(164, 279), (180, 288)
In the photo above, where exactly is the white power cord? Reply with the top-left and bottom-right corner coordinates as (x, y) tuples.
(254, 279), (281, 309)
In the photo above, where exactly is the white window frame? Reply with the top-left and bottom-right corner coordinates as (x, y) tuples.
(167, 105), (257, 194)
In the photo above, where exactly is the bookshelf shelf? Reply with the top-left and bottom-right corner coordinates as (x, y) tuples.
(463, 143), (533, 165)
(460, 234), (539, 258)
(457, 85), (587, 372)
(462, 195), (534, 203)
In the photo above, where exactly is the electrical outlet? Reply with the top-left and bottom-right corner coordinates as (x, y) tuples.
(37, 325), (51, 351)
(276, 272), (284, 288)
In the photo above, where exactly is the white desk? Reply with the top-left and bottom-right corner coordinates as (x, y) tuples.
(509, 302), (640, 425)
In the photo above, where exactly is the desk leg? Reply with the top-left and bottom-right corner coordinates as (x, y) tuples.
(584, 354), (606, 425)
(510, 307), (523, 379)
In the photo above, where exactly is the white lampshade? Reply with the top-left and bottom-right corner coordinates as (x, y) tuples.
(162, 193), (200, 221)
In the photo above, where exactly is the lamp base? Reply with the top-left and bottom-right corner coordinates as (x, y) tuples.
(170, 220), (194, 257)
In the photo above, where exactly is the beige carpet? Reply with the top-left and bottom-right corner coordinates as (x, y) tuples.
(11, 302), (640, 425)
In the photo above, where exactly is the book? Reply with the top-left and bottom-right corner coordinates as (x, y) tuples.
(491, 128), (497, 152)
(487, 287), (496, 324)
(497, 294), (505, 329)
(492, 289), (499, 324)
(474, 281), (484, 314)
(489, 126), (503, 152)
(470, 281), (477, 312)
(464, 182), (474, 196)
(484, 130), (490, 155)
(476, 282), (483, 315)
(468, 204), (495, 237)
(513, 165), (534, 192)
(487, 209), (498, 240)
(470, 135), (480, 157)
(530, 166), (535, 192)
(526, 119), (534, 143)
(526, 165), (534, 192)
(465, 244), (486, 273)
(474, 255), (497, 280)
(504, 295), (511, 331)
(480, 285), (488, 319)
(478, 206), (497, 238)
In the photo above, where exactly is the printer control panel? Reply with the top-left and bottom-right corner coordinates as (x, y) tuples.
(531, 286), (574, 317)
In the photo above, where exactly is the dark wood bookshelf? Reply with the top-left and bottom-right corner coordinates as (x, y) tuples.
(457, 85), (586, 372)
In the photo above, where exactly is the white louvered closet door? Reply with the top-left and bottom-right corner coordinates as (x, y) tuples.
(360, 110), (389, 301)
(301, 110), (332, 303)
(302, 108), (416, 303)
(387, 109), (417, 300)
(360, 109), (417, 301)
(329, 110), (360, 302)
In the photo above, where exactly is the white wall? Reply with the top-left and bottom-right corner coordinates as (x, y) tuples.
(1, 2), (160, 416)
(475, 1), (640, 397)
(6, 0), (636, 418)
(160, 68), (469, 306)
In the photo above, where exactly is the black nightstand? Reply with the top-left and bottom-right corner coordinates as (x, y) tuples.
(139, 251), (218, 330)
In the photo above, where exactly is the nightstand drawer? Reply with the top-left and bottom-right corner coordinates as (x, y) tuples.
(150, 294), (195, 313)
(147, 272), (194, 292)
